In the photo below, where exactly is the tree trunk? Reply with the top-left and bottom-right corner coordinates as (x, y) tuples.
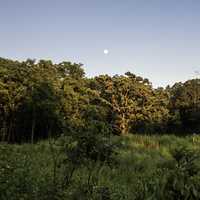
(31, 117), (35, 144)
(8, 119), (13, 143)
(120, 114), (128, 135)
(1, 120), (7, 142)
(116, 113), (128, 135)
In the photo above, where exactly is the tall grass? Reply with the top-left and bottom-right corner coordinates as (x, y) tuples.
(1, 134), (200, 199)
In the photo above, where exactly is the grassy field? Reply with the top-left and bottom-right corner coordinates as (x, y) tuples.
(1, 134), (200, 200)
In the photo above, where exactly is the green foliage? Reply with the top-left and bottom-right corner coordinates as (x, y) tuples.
(1, 135), (200, 199)
(2, 57), (200, 141)
(3, 56), (200, 199)
(89, 74), (169, 135)
(169, 79), (200, 133)
(153, 146), (200, 200)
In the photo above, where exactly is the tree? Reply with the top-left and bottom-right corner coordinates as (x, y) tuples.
(57, 62), (85, 80)
(169, 79), (200, 133)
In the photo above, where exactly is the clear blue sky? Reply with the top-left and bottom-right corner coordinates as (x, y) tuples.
(1, 0), (200, 87)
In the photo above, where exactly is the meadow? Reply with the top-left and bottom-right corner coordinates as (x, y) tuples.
(1, 134), (200, 200)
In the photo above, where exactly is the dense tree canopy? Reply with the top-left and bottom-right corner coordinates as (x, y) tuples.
(0, 57), (200, 142)
(168, 79), (200, 133)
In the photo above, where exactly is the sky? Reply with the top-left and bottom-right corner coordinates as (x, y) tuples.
(1, 0), (200, 87)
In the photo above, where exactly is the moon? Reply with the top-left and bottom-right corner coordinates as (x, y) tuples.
(103, 49), (109, 55)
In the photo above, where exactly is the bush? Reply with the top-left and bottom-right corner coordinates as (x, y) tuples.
(151, 146), (200, 200)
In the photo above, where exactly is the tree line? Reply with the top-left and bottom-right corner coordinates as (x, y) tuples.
(0, 57), (200, 143)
